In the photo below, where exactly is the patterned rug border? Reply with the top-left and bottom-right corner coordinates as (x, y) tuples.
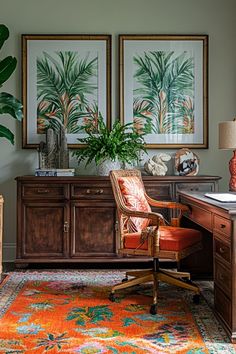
(0, 270), (235, 353)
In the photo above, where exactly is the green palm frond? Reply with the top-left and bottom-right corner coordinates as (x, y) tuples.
(133, 97), (157, 133)
(37, 57), (63, 103)
(57, 51), (77, 90)
(68, 55), (98, 98)
(165, 52), (194, 94)
(133, 50), (194, 134)
(37, 51), (98, 133)
(134, 54), (158, 95)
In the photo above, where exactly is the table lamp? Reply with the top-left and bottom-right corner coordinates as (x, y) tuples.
(219, 118), (236, 191)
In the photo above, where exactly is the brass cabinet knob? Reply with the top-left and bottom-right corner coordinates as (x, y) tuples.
(64, 221), (69, 233)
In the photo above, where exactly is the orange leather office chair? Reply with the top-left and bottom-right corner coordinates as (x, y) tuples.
(109, 169), (202, 314)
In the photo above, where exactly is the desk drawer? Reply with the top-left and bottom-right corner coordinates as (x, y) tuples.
(214, 237), (231, 265)
(213, 215), (231, 238)
(215, 285), (231, 328)
(214, 259), (231, 297)
(188, 204), (212, 231)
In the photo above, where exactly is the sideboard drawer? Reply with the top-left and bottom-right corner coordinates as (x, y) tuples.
(22, 184), (67, 199)
(144, 183), (172, 200)
(71, 184), (113, 199)
(214, 260), (231, 297)
(176, 182), (215, 193)
(213, 214), (231, 238)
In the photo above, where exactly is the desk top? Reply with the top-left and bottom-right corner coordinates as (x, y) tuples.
(178, 190), (236, 215)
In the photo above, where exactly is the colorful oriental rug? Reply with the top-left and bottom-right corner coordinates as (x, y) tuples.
(0, 270), (235, 353)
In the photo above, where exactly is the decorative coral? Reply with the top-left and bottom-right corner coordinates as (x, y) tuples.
(144, 153), (171, 176)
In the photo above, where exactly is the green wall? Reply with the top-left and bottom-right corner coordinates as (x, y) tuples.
(0, 0), (235, 261)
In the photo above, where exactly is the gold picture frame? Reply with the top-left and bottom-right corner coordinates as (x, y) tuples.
(22, 34), (111, 148)
(119, 34), (208, 148)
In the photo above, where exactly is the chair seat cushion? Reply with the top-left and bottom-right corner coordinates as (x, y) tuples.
(123, 226), (202, 251)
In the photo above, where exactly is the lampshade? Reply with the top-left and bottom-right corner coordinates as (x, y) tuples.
(219, 119), (236, 191)
(219, 120), (236, 149)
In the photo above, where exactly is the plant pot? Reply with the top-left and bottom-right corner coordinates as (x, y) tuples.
(96, 159), (121, 176)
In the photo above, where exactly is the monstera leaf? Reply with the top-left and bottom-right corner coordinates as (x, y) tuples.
(0, 24), (9, 50)
(0, 92), (23, 144)
(0, 56), (17, 87)
(0, 24), (23, 144)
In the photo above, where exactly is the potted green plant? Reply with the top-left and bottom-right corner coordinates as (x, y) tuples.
(73, 116), (147, 175)
(0, 24), (23, 144)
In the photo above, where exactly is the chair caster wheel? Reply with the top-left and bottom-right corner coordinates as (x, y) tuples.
(150, 304), (157, 315)
(122, 276), (128, 282)
(193, 294), (200, 304)
(109, 293), (116, 302)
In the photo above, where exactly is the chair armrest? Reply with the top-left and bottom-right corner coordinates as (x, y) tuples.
(145, 194), (190, 212)
(119, 204), (165, 225)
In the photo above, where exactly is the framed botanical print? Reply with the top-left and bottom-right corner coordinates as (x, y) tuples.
(119, 34), (208, 148)
(22, 34), (111, 148)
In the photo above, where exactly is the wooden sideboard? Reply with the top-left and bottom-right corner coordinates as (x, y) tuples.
(15, 175), (220, 267)
(178, 191), (236, 343)
(0, 196), (3, 279)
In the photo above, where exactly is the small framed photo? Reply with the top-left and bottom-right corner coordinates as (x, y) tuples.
(22, 34), (111, 148)
(119, 34), (208, 148)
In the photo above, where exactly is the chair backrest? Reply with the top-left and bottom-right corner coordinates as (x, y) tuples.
(110, 169), (151, 238)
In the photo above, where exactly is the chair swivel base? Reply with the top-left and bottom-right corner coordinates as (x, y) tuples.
(109, 269), (200, 315)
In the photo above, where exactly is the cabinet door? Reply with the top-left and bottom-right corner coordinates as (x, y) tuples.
(20, 202), (69, 258)
(71, 201), (117, 257)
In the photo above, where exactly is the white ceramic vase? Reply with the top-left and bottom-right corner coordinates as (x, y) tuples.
(96, 159), (121, 176)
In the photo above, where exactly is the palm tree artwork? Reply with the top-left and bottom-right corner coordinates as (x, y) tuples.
(37, 51), (99, 135)
(133, 51), (194, 136)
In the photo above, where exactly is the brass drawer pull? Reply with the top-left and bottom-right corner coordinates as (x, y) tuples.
(37, 188), (49, 194)
(220, 224), (226, 229)
(96, 189), (104, 194)
(64, 221), (69, 233)
(219, 247), (225, 254)
(86, 189), (103, 194)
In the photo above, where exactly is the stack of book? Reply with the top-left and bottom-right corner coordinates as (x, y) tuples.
(35, 168), (75, 177)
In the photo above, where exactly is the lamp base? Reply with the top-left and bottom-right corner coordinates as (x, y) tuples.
(229, 150), (236, 192)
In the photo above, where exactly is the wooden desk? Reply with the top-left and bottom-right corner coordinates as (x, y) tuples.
(178, 191), (236, 343)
